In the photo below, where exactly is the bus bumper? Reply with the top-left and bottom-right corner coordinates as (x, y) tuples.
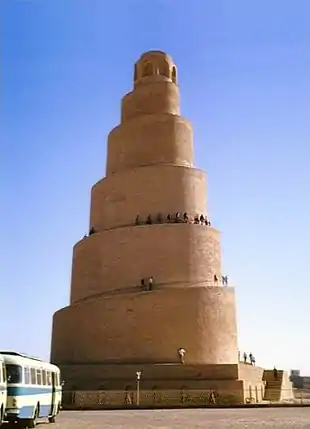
(5, 408), (21, 422)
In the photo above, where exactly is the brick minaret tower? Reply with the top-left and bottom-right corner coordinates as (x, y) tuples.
(51, 51), (240, 389)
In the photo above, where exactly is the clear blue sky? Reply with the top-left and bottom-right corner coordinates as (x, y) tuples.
(1, 0), (309, 374)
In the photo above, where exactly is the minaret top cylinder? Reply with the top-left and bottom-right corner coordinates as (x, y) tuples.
(121, 51), (180, 123)
(133, 51), (178, 87)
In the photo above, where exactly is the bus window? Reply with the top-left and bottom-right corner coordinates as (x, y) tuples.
(6, 365), (23, 384)
(36, 369), (42, 385)
(30, 367), (36, 385)
(42, 370), (47, 385)
(46, 371), (52, 386)
(24, 367), (30, 384)
(0, 365), (2, 383)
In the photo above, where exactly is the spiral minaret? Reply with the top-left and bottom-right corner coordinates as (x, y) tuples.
(51, 50), (238, 379)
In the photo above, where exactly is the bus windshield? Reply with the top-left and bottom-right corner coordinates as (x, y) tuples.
(6, 365), (23, 384)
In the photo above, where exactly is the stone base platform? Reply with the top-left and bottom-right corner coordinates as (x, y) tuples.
(60, 362), (273, 406)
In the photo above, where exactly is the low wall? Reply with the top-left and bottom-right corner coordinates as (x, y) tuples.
(280, 372), (294, 401)
(62, 387), (245, 409)
(238, 363), (264, 383)
(238, 363), (265, 403)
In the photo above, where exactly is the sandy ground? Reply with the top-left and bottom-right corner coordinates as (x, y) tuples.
(36, 408), (310, 428)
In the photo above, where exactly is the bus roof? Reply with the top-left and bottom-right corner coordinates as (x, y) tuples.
(0, 351), (43, 362)
(0, 351), (60, 372)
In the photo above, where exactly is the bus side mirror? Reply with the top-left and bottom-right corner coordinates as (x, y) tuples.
(61, 380), (65, 387)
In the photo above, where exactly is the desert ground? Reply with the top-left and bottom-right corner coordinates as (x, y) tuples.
(43, 408), (310, 428)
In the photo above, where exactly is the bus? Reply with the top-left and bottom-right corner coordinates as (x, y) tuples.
(0, 355), (7, 426)
(1, 351), (62, 428)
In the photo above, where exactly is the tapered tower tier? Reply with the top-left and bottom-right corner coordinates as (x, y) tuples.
(52, 286), (238, 365)
(70, 223), (221, 304)
(106, 115), (193, 175)
(90, 165), (207, 233)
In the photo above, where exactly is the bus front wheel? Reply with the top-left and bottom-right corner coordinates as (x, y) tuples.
(48, 415), (56, 423)
(27, 405), (39, 428)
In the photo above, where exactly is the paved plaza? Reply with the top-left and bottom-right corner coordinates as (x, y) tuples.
(49, 408), (310, 428)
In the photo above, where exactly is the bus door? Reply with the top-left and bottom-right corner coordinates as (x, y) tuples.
(50, 372), (56, 415)
(0, 363), (5, 416)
